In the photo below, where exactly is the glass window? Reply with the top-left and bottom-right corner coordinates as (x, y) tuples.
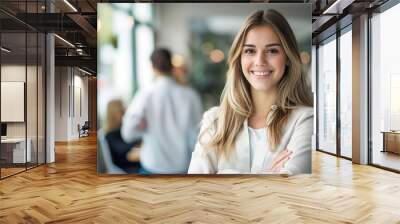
(339, 28), (352, 158)
(371, 3), (400, 171)
(317, 36), (337, 155)
(27, 30), (38, 169)
(136, 25), (154, 89)
(97, 4), (154, 128)
(0, 1), (46, 179)
(38, 32), (46, 165)
(133, 3), (152, 23)
(1, 30), (28, 178)
(97, 4), (134, 124)
(113, 12), (134, 102)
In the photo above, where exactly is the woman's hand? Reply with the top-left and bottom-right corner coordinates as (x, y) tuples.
(266, 149), (293, 173)
(126, 147), (141, 162)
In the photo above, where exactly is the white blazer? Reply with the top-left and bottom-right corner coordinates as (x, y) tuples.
(188, 106), (313, 175)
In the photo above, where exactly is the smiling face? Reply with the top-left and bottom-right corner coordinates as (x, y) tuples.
(240, 25), (287, 93)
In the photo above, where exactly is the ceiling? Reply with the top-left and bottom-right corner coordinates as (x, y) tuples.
(0, 0), (100, 74)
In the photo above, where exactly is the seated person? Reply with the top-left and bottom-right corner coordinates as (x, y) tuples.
(104, 99), (141, 173)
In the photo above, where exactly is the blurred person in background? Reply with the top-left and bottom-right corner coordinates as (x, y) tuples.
(121, 48), (203, 174)
(104, 99), (141, 173)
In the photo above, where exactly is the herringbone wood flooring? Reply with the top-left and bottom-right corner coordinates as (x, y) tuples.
(1, 134), (400, 223)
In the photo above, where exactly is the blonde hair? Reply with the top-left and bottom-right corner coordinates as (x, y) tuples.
(104, 99), (125, 134)
(202, 9), (312, 158)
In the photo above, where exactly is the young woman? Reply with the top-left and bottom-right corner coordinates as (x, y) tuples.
(188, 9), (313, 175)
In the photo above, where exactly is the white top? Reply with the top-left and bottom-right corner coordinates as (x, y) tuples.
(188, 106), (313, 175)
(248, 127), (271, 173)
(121, 76), (203, 173)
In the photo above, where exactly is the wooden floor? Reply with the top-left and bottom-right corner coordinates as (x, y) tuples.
(1, 167), (26, 178)
(1, 163), (45, 178)
(1, 134), (400, 223)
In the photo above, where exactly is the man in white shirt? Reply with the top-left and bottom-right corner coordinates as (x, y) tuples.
(121, 48), (203, 174)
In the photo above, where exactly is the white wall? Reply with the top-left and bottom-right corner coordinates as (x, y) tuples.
(55, 67), (69, 141)
(55, 67), (89, 141)
(72, 73), (89, 138)
(1, 65), (37, 137)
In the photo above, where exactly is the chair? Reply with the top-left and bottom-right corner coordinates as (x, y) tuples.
(97, 129), (126, 174)
(79, 121), (90, 138)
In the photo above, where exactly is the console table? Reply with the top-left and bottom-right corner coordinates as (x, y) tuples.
(381, 131), (400, 154)
(0, 138), (32, 164)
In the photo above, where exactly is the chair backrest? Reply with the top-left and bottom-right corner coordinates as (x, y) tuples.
(82, 121), (90, 129)
(97, 129), (126, 174)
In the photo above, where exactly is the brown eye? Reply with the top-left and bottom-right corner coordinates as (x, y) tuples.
(266, 48), (279, 54)
(243, 48), (255, 54)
